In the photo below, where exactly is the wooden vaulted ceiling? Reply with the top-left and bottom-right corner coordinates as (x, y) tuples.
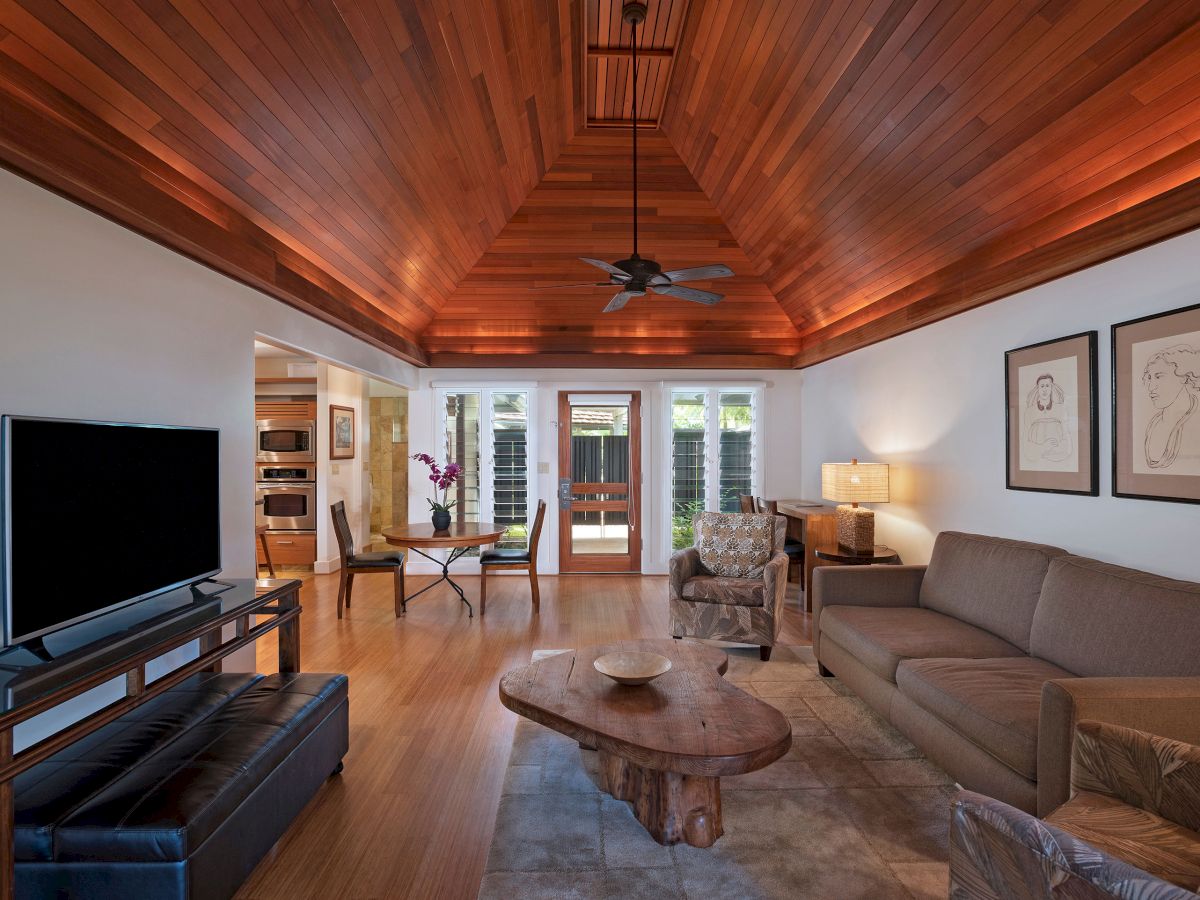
(1, 1), (1199, 369)
(426, 130), (800, 366)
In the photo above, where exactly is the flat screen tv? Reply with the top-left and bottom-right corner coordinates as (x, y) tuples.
(1, 416), (220, 646)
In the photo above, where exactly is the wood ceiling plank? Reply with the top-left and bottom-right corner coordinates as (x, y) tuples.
(0, 0), (581, 361)
(787, 12), (1200, 324)
(3, 0), (1199, 368)
(424, 131), (801, 363)
(661, 0), (1200, 364)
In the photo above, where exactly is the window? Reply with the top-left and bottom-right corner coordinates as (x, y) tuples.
(668, 387), (761, 549)
(437, 388), (533, 552)
(670, 391), (706, 549)
(491, 392), (529, 549)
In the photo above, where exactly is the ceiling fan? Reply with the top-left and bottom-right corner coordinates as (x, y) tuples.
(538, 1), (734, 313)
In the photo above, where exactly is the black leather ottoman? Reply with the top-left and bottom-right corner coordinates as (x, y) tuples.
(15, 671), (349, 899)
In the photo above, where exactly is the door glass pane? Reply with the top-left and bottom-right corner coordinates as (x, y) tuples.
(442, 392), (481, 525)
(718, 391), (755, 512)
(671, 391), (707, 548)
(492, 392), (528, 549)
(570, 405), (629, 555)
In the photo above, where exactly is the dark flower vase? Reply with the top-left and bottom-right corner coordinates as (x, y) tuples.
(431, 509), (451, 532)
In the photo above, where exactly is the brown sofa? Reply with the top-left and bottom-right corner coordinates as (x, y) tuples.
(812, 531), (1200, 815)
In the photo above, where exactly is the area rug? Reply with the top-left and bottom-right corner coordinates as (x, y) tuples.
(478, 644), (954, 899)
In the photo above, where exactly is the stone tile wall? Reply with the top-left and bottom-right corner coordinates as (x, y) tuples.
(369, 395), (408, 545)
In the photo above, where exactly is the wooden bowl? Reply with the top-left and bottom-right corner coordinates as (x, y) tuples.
(593, 651), (672, 686)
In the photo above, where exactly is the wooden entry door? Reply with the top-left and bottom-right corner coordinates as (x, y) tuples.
(558, 391), (641, 573)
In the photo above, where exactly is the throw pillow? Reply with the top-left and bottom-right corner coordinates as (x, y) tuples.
(694, 512), (774, 577)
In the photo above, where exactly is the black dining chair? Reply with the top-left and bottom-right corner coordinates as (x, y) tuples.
(330, 501), (406, 619)
(757, 498), (806, 588)
(479, 500), (546, 616)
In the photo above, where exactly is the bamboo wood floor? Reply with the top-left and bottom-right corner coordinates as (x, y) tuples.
(239, 571), (811, 899)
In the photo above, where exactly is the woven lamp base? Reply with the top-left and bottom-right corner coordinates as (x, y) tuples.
(836, 505), (875, 553)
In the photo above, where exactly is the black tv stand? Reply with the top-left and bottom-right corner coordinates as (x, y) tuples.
(189, 577), (237, 601)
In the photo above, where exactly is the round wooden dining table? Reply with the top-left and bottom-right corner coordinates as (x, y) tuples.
(381, 521), (507, 618)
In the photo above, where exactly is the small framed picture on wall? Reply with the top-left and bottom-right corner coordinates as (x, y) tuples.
(330, 405), (356, 460)
(1113, 302), (1200, 503)
(1005, 331), (1098, 495)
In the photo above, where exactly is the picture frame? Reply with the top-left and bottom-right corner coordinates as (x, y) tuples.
(1005, 331), (1098, 495)
(329, 405), (355, 460)
(1112, 301), (1200, 504)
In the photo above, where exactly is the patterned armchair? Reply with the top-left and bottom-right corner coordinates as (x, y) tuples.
(668, 512), (790, 662)
(950, 720), (1200, 898)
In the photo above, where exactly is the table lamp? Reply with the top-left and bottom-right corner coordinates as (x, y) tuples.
(821, 459), (890, 553)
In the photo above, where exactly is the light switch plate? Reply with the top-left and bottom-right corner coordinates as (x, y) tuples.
(537, 461), (550, 474)
(331, 463), (340, 475)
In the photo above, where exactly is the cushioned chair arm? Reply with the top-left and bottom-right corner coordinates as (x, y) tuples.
(949, 789), (1196, 900)
(762, 551), (789, 633)
(1070, 719), (1200, 832)
(812, 565), (925, 662)
(669, 547), (702, 601)
(1038, 677), (1200, 817)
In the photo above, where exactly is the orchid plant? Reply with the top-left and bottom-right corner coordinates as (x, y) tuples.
(411, 452), (464, 513)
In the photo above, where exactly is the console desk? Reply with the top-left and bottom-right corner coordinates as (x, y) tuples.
(0, 577), (302, 899)
(775, 501), (839, 612)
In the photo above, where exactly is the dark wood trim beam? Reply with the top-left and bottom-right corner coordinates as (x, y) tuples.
(587, 46), (674, 59)
(0, 68), (427, 366)
(427, 352), (794, 369)
(792, 177), (1200, 369)
(586, 118), (660, 129)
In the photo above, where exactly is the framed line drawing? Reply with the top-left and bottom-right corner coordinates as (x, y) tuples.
(330, 405), (356, 460)
(1005, 331), (1098, 495)
(1113, 302), (1200, 503)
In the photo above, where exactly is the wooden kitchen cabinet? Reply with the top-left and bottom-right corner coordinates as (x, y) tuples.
(257, 532), (316, 567)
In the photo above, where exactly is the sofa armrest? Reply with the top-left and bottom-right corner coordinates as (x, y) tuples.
(812, 564), (926, 662)
(949, 789), (1195, 900)
(1070, 719), (1200, 833)
(669, 547), (702, 600)
(1038, 676), (1200, 816)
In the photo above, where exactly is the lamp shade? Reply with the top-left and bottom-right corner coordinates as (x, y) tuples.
(821, 461), (889, 504)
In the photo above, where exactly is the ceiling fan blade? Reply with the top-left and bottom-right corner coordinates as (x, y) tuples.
(653, 284), (724, 305)
(580, 257), (631, 279)
(602, 291), (635, 313)
(662, 264), (735, 283)
(529, 282), (612, 290)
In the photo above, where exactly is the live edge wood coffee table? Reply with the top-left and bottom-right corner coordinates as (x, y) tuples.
(499, 639), (792, 847)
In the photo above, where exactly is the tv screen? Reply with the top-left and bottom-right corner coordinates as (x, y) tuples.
(2, 417), (220, 646)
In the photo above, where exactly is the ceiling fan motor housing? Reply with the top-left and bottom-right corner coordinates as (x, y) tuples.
(614, 254), (661, 292)
(622, 2), (648, 26)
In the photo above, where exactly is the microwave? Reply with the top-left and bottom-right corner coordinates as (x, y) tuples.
(256, 419), (315, 463)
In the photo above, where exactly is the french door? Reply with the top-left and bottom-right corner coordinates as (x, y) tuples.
(558, 391), (641, 573)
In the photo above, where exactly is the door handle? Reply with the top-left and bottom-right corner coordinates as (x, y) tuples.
(558, 478), (571, 510)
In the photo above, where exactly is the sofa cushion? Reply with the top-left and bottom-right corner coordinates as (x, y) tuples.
(682, 576), (765, 607)
(920, 532), (1067, 653)
(694, 513), (774, 577)
(1031, 555), (1200, 678)
(1046, 790), (1200, 891)
(819, 606), (1025, 683)
(897, 657), (1075, 780)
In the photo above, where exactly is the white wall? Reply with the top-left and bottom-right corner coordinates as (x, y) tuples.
(0, 168), (417, 747)
(406, 368), (805, 575)
(799, 228), (1200, 582)
(316, 361), (369, 572)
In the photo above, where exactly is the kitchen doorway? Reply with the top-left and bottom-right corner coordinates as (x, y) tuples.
(557, 391), (641, 573)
